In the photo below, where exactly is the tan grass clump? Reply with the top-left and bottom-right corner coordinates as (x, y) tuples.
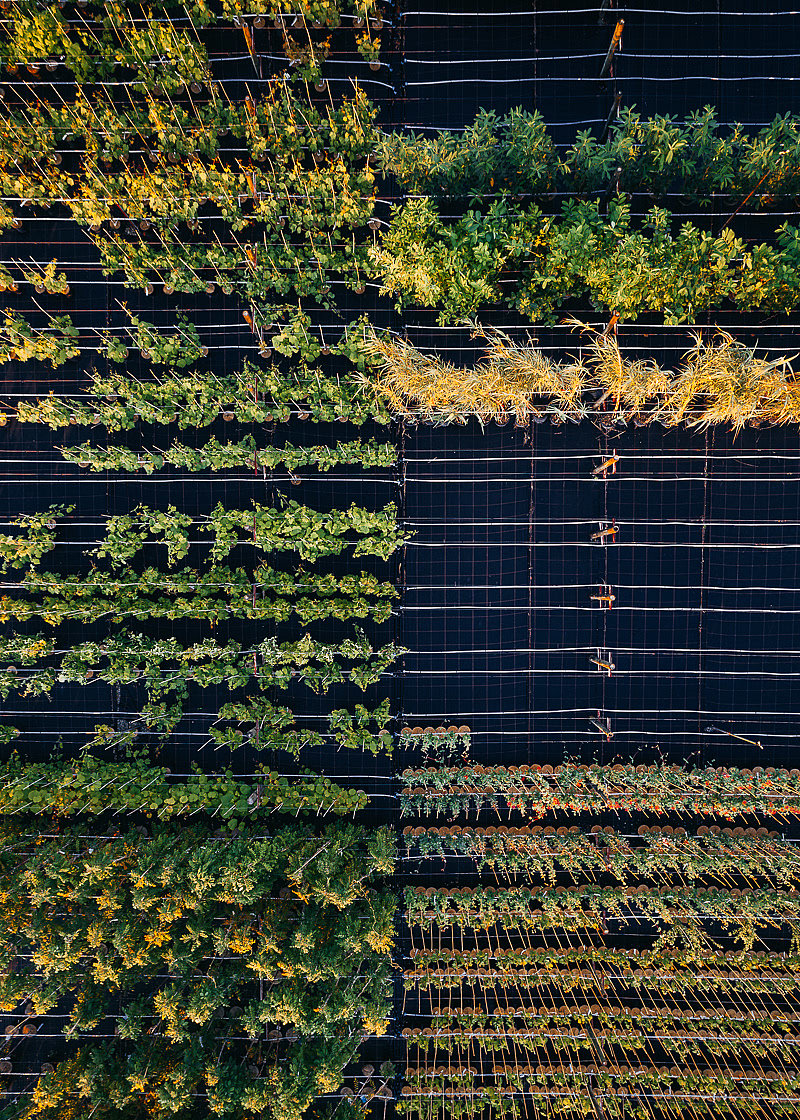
(364, 322), (800, 431)
(364, 326), (585, 425)
(567, 318), (673, 418)
(663, 332), (800, 431)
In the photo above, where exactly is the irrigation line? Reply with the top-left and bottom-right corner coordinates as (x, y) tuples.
(11, 717), (792, 736)
(0, 11), (393, 24)
(401, 605), (800, 613)
(0, 708), (398, 723)
(403, 518), (800, 527)
(395, 453), (800, 462)
(5, 515), (796, 529)
(407, 541), (800, 550)
(402, 668), (800, 677)
(398, 704), (800, 717)
(6, 203), (799, 220)
(404, 51), (800, 63)
(0, 536), (391, 548)
(400, 6), (800, 14)
(0, 266), (381, 281)
(404, 1027), (800, 1044)
(0, 579), (393, 591)
(407, 726), (800, 737)
(5, 704), (796, 722)
(0, 763), (395, 782)
(0, 189), (796, 210)
(390, 1091), (800, 1103)
(396, 712), (800, 722)
(402, 475), (800, 484)
(0, 474), (400, 485)
(328, 322), (800, 332)
(10, 724), (800, 741)
(3, 325), (799, 342)
(0, 5), (788, 19)
(403, 75), (800, 85)
(400, 643), (800, 655)
(394, 117), (789, 129)
(0, 74), (395, 89)
(402, 583), (800, 594)
(402, 1010), (800, 1023)
(6, 666), (398, 681)
(0, 191), (383, 207)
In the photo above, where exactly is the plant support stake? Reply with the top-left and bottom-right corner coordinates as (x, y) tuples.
(705, 726), (764, 749)
(600, 91), (623, 141)
(599, 19), (624, 77)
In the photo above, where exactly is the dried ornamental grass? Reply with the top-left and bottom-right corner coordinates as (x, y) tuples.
(366, 322), (800, 431)
(568, 320), (673, 417)
(364, 326), (586, 425)
(661, 331), (800, 430)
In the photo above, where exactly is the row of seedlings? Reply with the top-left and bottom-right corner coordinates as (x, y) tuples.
(399, 728), (800, 1120)
(0, 3), (401, 1117)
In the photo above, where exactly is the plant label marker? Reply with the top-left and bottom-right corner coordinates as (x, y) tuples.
(592, 453), (620, 478)
(599, 19), (624, 77)
(590, 521), (618, 542)
(590, 650), (616, 677)
(590, 715), (614, 740)
(590, 585), (616, 608)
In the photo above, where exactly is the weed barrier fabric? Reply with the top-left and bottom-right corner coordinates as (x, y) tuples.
(400, 1), (800, 131)
(399, 414), (800, 772)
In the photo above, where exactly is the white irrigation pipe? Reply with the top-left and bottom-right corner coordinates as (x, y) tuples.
(1, 311), (798, 333)
(402, 668), (800, 677)
(403, 517), (800, 527)
(0, 474), (399, 485)
(403, 1009), (800, 1022)
(407, 541), (800, 549)
(401, 605), (800, 613)
(401, 584), (800, 594)
(4, 516), (795, 529)
(4, 206), (798, 223)
(9, 704), (789, 725)
(404, 75), (800, 85)
(390, 117), (794, 129)
(401, 643), (800, 655)
(0, 73), (395, 90)
(0, 539), (796, 555)
(0, 12), (393, 25)
(400, 6), (800, 14)
(9, 705), (783, 720)
(402, 476), (800, 484)
(2, 473), (787, 488)
(399, 705), (800, 717)
(405, 452), (800, 462)
(404, 51), (800, 63)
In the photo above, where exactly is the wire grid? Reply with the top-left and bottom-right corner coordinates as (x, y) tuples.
(399, 1), (800, 130)
(400, 413), (800, 771)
